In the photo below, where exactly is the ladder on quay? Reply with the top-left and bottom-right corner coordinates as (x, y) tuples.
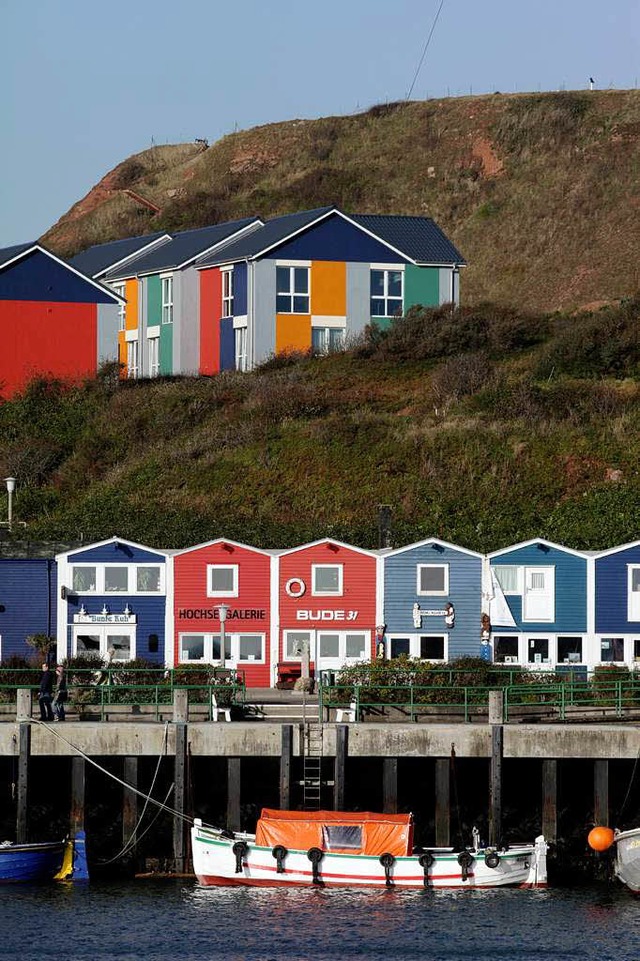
(302, 720), (324, 811)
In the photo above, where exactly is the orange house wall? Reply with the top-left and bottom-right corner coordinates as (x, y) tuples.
(0, 300), (97, 397)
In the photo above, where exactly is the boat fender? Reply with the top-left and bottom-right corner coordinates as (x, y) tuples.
(457, 850), (474, 881)
(307, 847), (324, 885)
(484, 850), (500, 869)
(418, 852), (434, 886)
(272, 845), (288, 874)
(232, 840), (248, 874)
(379, 852), (395, 887)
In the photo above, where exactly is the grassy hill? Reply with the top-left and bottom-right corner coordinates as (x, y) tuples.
(1, 299), (639, 552)
(42, 89), (640, 313)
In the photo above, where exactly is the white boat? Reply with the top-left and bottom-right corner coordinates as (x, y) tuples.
(191, 809), (548, 889)
(613, 827), (640, 893)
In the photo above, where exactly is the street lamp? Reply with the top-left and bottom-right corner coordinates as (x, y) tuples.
(3, 478), (16, 532)
(215, 603), (230, 668)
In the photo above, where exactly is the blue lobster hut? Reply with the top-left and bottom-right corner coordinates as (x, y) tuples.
(488, 539), (589, 667)
(0, 556), (57, 661)
(55, 537), (169, 664)
(382, 538), (483, 662)
(594, 540), (640, 667)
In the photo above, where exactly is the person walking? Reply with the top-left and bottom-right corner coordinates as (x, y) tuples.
(38, 663), (54, 721)
(53, 664), (67, 722)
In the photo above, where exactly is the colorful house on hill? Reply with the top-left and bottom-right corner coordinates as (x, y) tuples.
(55, 538), (169, 664)
(594, 541), (640, 667)
(488, 539), (590, 667)
(0, 242), (124, 397)
(196, 206), (465, 373)
(382, 539), (483, 662)
(0, 557), (58, 661)
(171, 539), (274, 686)
(276, 539), (380, 686)
(102, 219), (260, 379)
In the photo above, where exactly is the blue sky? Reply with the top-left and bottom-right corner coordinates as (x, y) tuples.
(2, 0), (638, 247)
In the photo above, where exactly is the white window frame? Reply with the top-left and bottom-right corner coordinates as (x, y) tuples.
(598, 636), (627, 664)
(72, 625), (136, 662)
(312, 564), (343, 597)
(112, 282), (126, 332)
(370, 266), (404, 318)
(206, 564), (239, 598)
(311, 326), (346, 353)
(234, 326), (248, 372)
(148, 335), (159, 378)
(161, 274), (173, 325)
(522, 566), (555, 623)
(386, 633), (448, 661)
(126, 339), (139, 379)
(416, 564), (449, 596)
(628, 565), (640, 622)
(526, 634), (553, 666)
(70, 563), (164, 595)
(283, 629), (313, 661)
(276, 264), (310, 314)
(493, 634), (522, 664)
(316, 630), (369, 664)
(493, 566), (522, 595)
(179, 631), (266, 665)
(556, 635), (585, 665)
(221, 267), (234, 318)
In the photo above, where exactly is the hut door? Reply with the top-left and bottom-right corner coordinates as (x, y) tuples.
(523, 567), (555, 622)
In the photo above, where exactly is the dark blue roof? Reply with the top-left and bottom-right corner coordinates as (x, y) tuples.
(0, 242), (37, 270)
(105, 218), (260, 279)
(70, 232), (170, 278)
(350, 214), (466, 265)
(196, 208), (335, 267)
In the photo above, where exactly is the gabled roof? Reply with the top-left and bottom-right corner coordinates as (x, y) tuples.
(172, 537), (273, 558)
(0, 242), (124, 304)
(488, 538), (589, 560)
(70, 232), (171, 279)
(196, 207), (336, 267)
(593, 539), (640, 559)
(105, 217), (261, 279)
(349, 213), (466, 266)
(277, 537), (378, 559)
(385, 537), (483, 559)
(55, 535), (168, 561)
(0, 242), (36, 270)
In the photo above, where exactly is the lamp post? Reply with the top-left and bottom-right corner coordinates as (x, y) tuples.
(4, 478), (15, 532)
(215, 603), (230, 668)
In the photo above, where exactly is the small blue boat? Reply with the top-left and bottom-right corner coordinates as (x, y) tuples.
(0, 840), (66, 883)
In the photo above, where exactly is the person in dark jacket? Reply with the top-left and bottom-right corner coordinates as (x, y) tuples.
(38, 663), (54, 721)
(53, 665), (67, 722)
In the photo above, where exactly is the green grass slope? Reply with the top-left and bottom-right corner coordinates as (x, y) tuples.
(1, 300), (639, 552)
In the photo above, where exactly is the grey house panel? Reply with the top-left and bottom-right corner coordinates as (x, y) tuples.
(139, 277), (148, 376)
(172, 272), (182, 374)
(439, 268), (460, 306)
(346, 262), (370, 338)
(96, 304), (119, 365)
(252, 260), (276, 366)
(179, 267), (200, 375)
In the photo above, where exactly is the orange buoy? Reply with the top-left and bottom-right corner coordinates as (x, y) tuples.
(587, 826), (615, 852)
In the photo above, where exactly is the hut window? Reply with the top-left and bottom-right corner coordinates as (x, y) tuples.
(276, 265), (309, 314)
(105, 566), (129, 592)
(312, 564), (343, 596)
(600, 638), (625, 662)
(72, 566), (97, 592)
(417, 564), (448, 596)
(557, 636), (583, 663)
(494, 566), (519, 594)
(494, 636), (519, 663)
(420, 636), (445, 660)
(207, 564), (238, 597)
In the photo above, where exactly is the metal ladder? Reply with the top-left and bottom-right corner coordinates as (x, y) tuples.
(303, 722), (324, 810)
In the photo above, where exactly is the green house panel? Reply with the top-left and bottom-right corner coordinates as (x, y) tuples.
(147, 275), (162, 326)
(404, 265), (440, 310)
(160, 323), (173, 375)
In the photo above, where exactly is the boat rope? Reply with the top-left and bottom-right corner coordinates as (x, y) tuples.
(100, 784), (175, 864)
(618, 742), (640, 823)
(30, 719), (196, 828)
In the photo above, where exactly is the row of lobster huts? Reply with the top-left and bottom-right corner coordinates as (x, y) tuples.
(1, 535), (639, 685)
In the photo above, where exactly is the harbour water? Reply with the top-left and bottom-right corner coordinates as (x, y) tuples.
(2, 881), (639, 961)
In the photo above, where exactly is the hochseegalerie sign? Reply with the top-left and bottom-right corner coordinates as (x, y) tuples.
(177, 608), (266, 620)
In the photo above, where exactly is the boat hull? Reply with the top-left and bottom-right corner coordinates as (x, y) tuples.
(191, 823), (547, 890)
(0, 841), (66, 883)
(614, 828), (640, 893)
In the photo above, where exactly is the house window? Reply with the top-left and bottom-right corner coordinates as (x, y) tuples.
(494, 636), (519, 663)
(316, 631), (367, 663)
(136, 566), (162, 592)
(633, 639), (640, 662)
(104, 567), (129, 592)
(370, 269), (403, 318)
(557, 636), (583, 663)
(419, 635), (445, 660)
(528, 637), (550, 664)
(345, 633), (366, 658)
(600, 638), (625, 662)
(417, 564), (448, 596)
(222, 269), (234, 317)
(69, 564), (163, 595)
(284, 630), (312, 660)
(276, 265), (309, 314)
(179, 632), (265, 664)
(629, 566), (640, 621)
(112, 283), (126, 331)
(127, 340), (139, 379)
(494, 566), (520, 594)
(235, 327), (248, 372)
(161, 275), (173, 324)
(207, 565), (239, 597)
(181, 634), (205, 661)
(148, 337), (159, 377)
(389, 637), (411, 658)
(74, 626), (135, 661)
(312, 564), (343, 596)
(72, 566), (97, 592)
(312, 327), (345, 353)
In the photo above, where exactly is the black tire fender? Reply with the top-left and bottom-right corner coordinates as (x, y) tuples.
(232, 840), (248, 874)
(485, 850), (500, 869)
(379, 852), (395, 887)
(272, 845), (288, 873)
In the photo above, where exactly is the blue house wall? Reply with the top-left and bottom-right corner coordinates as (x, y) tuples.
(0, 250), (114, 303)
(267, 215), (408, 264)
(383, 542), (482, 658)
(0, 559), (57, 660)
(489, 543), (587, 632)
(233, 261), (248, 315)
(595, 544), (640, 633)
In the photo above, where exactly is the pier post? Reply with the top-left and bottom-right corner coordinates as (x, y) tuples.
(489, 691), (504, 847)
(383, 758), (398, 814)
(334, 724), (348, 810)
(123, 757), (139, 858)
(172, 690), (189, 873)
(227, 758), (241, 831)
(280, 725), (292, 809)
(16, 689), (32, 843)
(71, 756), (86, 836)
(542, 760), (557, 842)
(435, 758), (451, 847)
(594, 759), (609, 826)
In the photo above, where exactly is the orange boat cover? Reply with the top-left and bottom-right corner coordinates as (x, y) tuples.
(255, 809), (413, 857)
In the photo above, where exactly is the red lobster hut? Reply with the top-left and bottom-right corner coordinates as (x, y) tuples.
(172, 539), (274, 688)
(276, 539), (379, 688)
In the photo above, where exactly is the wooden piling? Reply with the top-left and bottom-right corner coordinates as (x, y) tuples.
(594, 759), (609, 826)
(123, 757), (139, 855)
(542, 759), (557, 842)
(489, 691), (504, 847)
(383, 758), (398, 814)
(435, 758), (451, 847)
(172, 690), (189, 872)
(280, 725), (292, 810)
(16, 690), (32, 844)
(227, 758), (241, 831)
(71, 756), (86, 836)
(334, 724), (348, 810)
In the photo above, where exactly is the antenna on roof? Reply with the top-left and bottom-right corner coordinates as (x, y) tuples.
(589, 77), (595, 90)
(405, 0), (445, 101)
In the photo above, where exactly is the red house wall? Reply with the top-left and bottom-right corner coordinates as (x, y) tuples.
(0, 301), (97, 397)
(199, 269), (222, 375)
(173, 541), (272, 687)
(278, 542), (378, 665)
